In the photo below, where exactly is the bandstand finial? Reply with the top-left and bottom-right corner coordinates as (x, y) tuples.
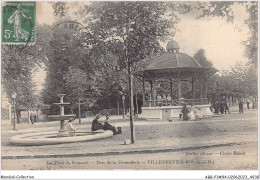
(166, 39), (180, 53)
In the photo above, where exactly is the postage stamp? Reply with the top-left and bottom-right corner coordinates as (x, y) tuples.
(2, 1), (36, 44)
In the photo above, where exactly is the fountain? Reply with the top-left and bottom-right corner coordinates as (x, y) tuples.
(10, 94), (113, 146)
(48, 94), (76, 137)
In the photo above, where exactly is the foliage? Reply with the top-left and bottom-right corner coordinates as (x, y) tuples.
(243, 2), (258, 65)
(207, 62), (257, 102)
(85, 1), (180, 142)
(87, 2), (179, 67)
(41, 23), (100, 108)
(194, 1), (258, 66)
(193, 49), (213, 68)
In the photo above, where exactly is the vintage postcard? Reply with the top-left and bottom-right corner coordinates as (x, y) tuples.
(1, 1), (259, 179)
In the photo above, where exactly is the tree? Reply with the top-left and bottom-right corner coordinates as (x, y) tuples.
(86, 2), (179, 143)
(63, 66), (102, 119)
(2, 23), (53, 123)
(2, 46), (37, 123)
(41, 21), (103, 115)
(193, 49), (213, 68)
(206, 60), (257, 106)
(243, 2), (258, 65)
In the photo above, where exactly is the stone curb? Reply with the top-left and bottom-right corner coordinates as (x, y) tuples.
(2, 141), (249, 160)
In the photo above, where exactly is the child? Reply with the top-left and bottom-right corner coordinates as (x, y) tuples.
(67, 117), (76, 133)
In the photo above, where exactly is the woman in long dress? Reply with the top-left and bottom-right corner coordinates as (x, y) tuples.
(91, 114), (104, 131)
(189, 105), (196, 120)
(181, 104), (189, 121)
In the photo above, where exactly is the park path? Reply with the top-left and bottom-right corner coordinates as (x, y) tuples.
(1, 109), (257, 159)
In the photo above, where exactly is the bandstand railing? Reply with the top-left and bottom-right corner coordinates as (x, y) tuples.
(144, 98), (209, 107)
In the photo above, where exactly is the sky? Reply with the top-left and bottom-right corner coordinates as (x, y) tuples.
(33, 1), (251, 92)
(174, 4), (250, 70)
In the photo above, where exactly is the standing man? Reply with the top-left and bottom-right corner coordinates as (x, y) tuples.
(219, 102), (224, 114)
(224, 101), (230, 114)
(247, 100), (250, 109)
(239, 101), (243, 114)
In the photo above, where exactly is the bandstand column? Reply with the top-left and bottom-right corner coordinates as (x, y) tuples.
(149, 80), (153, 107)
(199, 75), (203, 100)
(150, 80), (153, 96)
(191, 77), (195, 99)
(170, 79), (173, 100)
(142, 76), (145, 106)
(204, 74), (208, 99)
(152, 79), (156, 107)
(178, 72), (182, 103)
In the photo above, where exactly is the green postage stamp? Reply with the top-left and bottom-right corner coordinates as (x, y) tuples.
(2, 1), (36, 44)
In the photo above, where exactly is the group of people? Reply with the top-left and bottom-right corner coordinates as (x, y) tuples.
(212, 101), (230, 114)
(91, 114), (122, 135)
(66, 114), (122, 135)
(180, 100), (250, 121)
(156, 94), (171, 106)
(181, 104), (203, 121)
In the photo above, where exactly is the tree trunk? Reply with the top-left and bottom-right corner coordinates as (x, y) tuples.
(27, 107), (30, 124)
(78, 98), (81, 123)
(9, 103), (12, 124)
(128, 64), (135, 144)
(117, 99), (119, 116)
(136, 90), (138, 117)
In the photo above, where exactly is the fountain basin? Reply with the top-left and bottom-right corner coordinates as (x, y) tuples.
(10, 130), (113, 146)
(48, 114), (76, 121)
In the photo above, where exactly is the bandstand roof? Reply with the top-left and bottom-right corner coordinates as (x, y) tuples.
(147, 52), (201, 70)
(136, 40), (217, 80)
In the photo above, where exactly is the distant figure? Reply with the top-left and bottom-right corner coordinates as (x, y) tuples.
(67, 117), (76, 135)
(162, 94), (167, 105)
(252, 100), (256, 109)
(181, 104), (189, 121)
(214, 101), (219, 114)
(91, 114), (104, 131)
(239, 101), (243, 114)
(156, 94), (162, 106)
(162, 94), (166, 101)
(104, 115), (120, 135)
(166, 94), (171, 106)
(17, 110), (21, 123)
(247, 101), (250, 109)
(219, 102), (224, 114)
(224, 101), (230, 114)
(30, 113), (35, 124)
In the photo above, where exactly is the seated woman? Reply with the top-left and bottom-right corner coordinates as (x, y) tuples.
(66, 117), (76, 136)
(91, 114), (104, 131)
(104, 115), (122, 135)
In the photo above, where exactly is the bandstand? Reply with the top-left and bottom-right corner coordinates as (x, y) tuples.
(136, 40), (217, 120)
